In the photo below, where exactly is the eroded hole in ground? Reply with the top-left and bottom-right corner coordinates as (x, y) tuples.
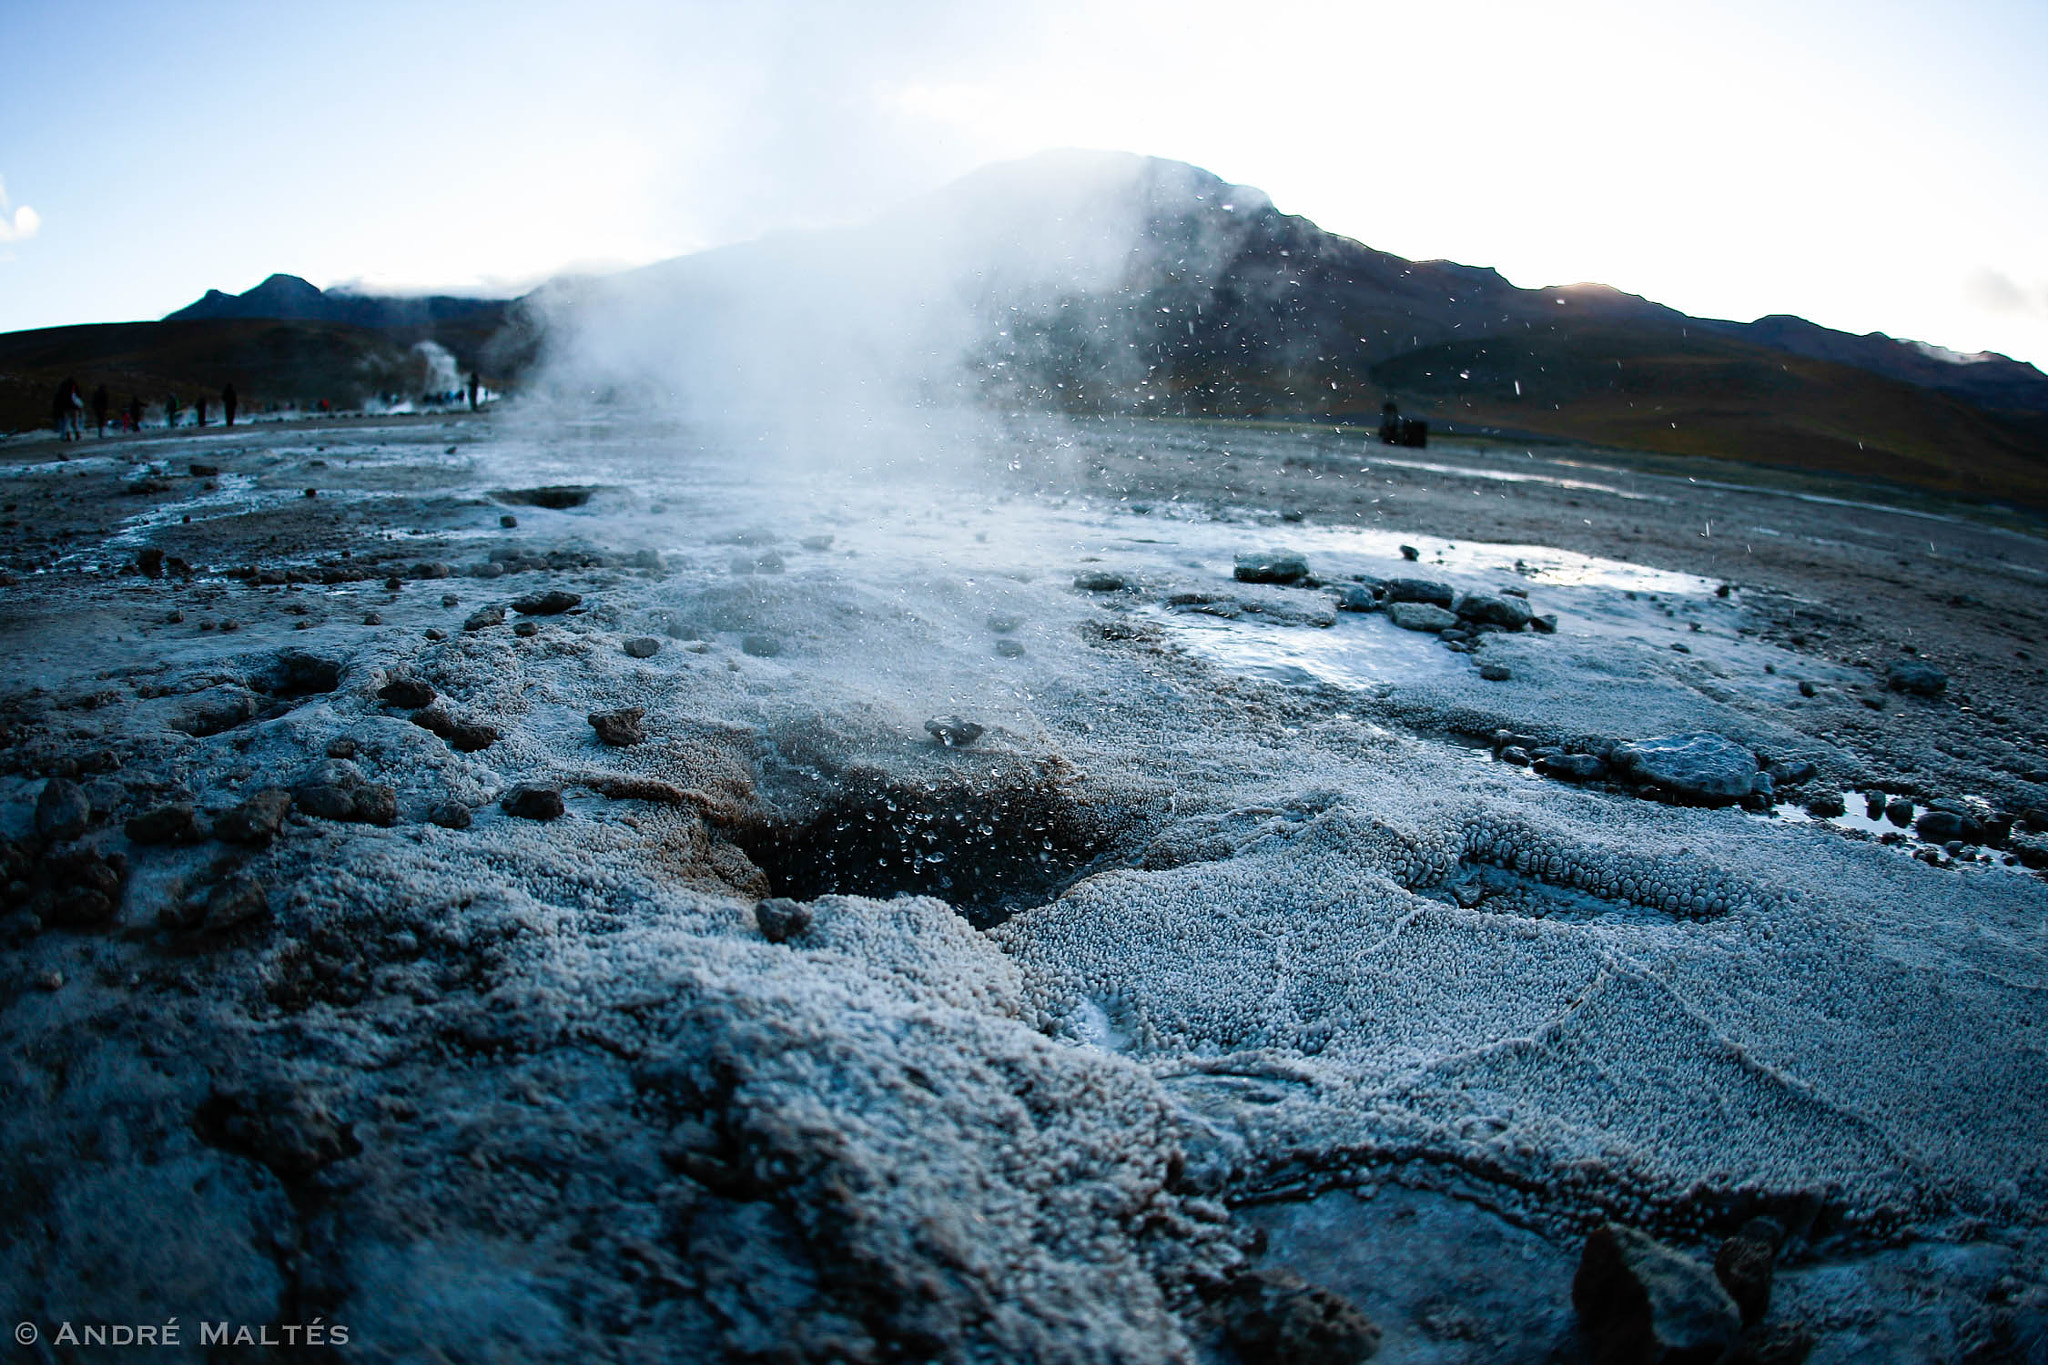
(739, 762), (1135, 928)
(493, 485), (599, 509)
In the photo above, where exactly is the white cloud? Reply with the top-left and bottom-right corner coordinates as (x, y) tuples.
(0, 177), (39, 244)
(1969, 268), (2048, 321)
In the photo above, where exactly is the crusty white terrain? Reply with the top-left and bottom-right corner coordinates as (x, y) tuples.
(1, 410), (2044, 1362)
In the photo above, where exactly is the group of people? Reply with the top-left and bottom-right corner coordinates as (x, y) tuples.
(50, 379), (239, 438)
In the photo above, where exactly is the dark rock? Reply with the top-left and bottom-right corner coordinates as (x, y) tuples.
(500, 513), (518, 528)
(1234, 550), (1310, 584)
(1499, 746), (1532, 767)
(589, 707), (646, 747)
(45, 849), (126, 928)
(1804, 790), (1847, 818)
(740, 634), (783, 657)
(194, 1082), (359, 1179)
(362, 611), (383, 625)
(188, 462), (219, 477)
(1382, 577), (1454, 607)
(925, 715), (985, 747)
(1765, 759), (1817, 787)
(136, 546), (165, 578)
(1885, 660), (1947, 696)
(1915, 809), (1979, 844)
(1797, 680), (1817, 697)
(995, 639), (1027, 658)
(1457, 592), (1535, 629)
(410, 707), (500, 753)
(379, 677), (436, 708)
(428, 801), (472, 830)
(501, 783), (565, 821)
(1885, 797), (1915, 827)
(325, 737), (358, 759)
(1399, 544), (1420, 561)
(1573, 1223), (1741, 1365)
(1073, 570), (1129, 591)
(1611, 733), (1760, 806)
(409, 561), (454, 580)
(291, 760), (397, 826)
(755, 897), (814, 943)
(1538, 753), (1607, 782)
(256, 649), (342, 696)
(214, 788), (292, 846)
(1335, 585), (1380, 612)
(35, 777), (92, 842)
(513, 620), (540, 638)
(1385, 601), (1458, 632)
(511, 589), (582, 615)
(1478, 662), (1512, 682)
(126, 803), (203, 845)
(464, 606), (505, 631)
(171, 685), (262, 736)
(1531, 613), (1558, 634)
(1713, 1216), (1784, 1327)
(202, 875), (271, 932)
(623, 636), (660, 658)
(1220, 1266), (1380, 1365)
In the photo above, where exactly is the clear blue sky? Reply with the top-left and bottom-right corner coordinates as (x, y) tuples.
(3, 0), (2045, 366)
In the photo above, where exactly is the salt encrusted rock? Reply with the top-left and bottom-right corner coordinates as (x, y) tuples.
(1915, 809), (1979, 844)
(1336, 585), (1380, 612)
(1713, 1216), (1784, 1327)
(1478, 662), (1512, 682)
(214, 788), (293, 846)
(1074, 570), (1129, 591)
(411, 707), (501, 753)
(292, 760), (397, 826)
(1233, 550), (1310, 585)
(171, 685), (262, 736)
(589, 706), (646, 747)
(1399, 543), (1420, 560)
(1538, 753), (1606, 782)
(1457, 591), (1535, 629)
(377, 677), (436, 709)
(500, 783), (565, 821)
(1220, 1266), (1380, 1365)
(1382, 577), (1454, 607)
(428, 801), (473, 830)
(35, 777), (92, 842)
(511, 589), (582, 616)
(995, 639), (1027, 657)
(926, 715), (985, 747)
(464, 606), (505, 632)
(1885, 660), (1947, 696)
(741, 634), (783, 657)
(1804, 790), (1847, 818)
(755, 897), (814, 944)
(1611, 733), (1759, 807)
(623, 636), (661, 658)
(1385, 601), (1459, 633)
(1573, 1223), (1741, 1365)
(125, 802), (203, 845)
(202, 875), (272, 932)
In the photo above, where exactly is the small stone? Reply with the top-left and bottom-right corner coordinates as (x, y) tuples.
(1531, 613), (1558, 634)
(925, 715), (985, 747)
(410, 561), (453, 580)
(441, 592), (460, 608)
(799, 534), (834, 551)
(511, 589), (582, 616)
(987, 613), (1024, 633)
(168, 610), (186, 623)
(589, 707), (646, 747)
(1574, 1223), (1741, 1365)
(1713, 1217), (1784, 1327)
(501, 783), (565, 821)
(292, 761), (397, 825)
(325, 737), (358, 759)
(203, 875), (271, 931)
(137, 547), (165, 578)
(214, 788), (292, 846)
(410, 707), (500, 752)
(1804, 790), (1847, 818)
(1073, 570), (1129, 591)
(1457, 592), (1535, 629)
(125, 803), (202, 845)
(1885, 660), (1947, 696)
(464, 606), (505, 631)
(378, 677), (437, 709)
(1233, 550), (1310, 585)
(1765, 758), (1817, 787)
(1499, 745), (1532, 766)
(513, 620), (540, 638)
(423, 628), (446, 641)
(35, 777), (92, 842)
(1478, 662), (1512, 682)
(740, 634), (783, 657)
(304, 488), (318, 498)
(35, 969), (63, 991)
(1797, 679), (1817, 697)
(1385, 601), (1459, 632)
(1399, 544), (1420, 561)
(995, 639), (1026, 658)
(623, 636), (660, 658)
(189, 462), (219, 477)
(500, 514), (518, 528)
(1915, 809), (1977, 843)
(1220, 1266), (1380, 1365)
(428, 801), (472, 830)
(1382, 577), (1454, 607)
(1336, 585), (1380, 612)
(1538, 753), (1607, 782)
(1611, 733), (1760, 807)
(755, 897), (814, 943)
(362, 612), (383, 625)
(1885, 796), (1915, 827)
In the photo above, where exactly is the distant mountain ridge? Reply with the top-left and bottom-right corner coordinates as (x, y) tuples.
(166, 273), (508, 332)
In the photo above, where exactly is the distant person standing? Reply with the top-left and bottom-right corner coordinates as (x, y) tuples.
(165, 393), (180, 429)
(51, 380), (71, 440)
(91, 384), (110, 437)
(467, 371), (479, 412)
(127, 394), (143, 432)
(222, 382), (238, 427)
(196, 396), (208, 427)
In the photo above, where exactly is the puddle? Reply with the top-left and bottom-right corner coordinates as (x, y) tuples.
(1146, 605), (1454, 689)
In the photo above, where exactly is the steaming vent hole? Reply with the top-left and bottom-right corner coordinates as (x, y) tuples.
(494, 485), (599, 510)
(738, 764), (1131, 928)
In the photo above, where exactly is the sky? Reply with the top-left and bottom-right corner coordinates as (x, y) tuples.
(2, 0), (2045, 367)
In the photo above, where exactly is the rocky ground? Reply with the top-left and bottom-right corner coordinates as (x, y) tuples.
(1, 409), (2044, 1363)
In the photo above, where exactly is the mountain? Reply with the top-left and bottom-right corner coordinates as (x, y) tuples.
(166, 273), (508, 332)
